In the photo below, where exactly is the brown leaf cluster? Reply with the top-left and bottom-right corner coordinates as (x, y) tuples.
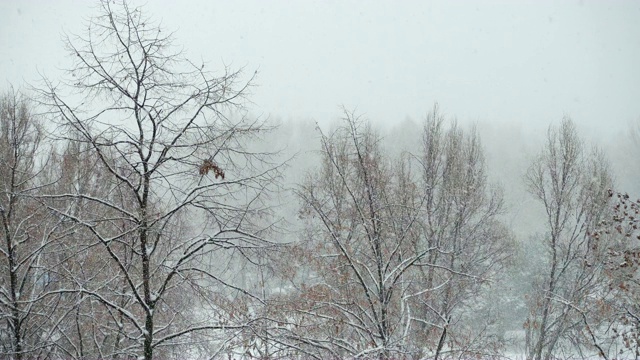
(198, 159), (225, 179)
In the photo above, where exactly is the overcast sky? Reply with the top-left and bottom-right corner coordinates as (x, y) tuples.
(1, 0), (639, 135)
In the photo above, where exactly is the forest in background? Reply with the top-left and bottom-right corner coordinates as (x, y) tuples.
(1, 1), (639, 359)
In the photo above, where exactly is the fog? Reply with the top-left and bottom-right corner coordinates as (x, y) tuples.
(3, 0), (640, 131)
(3, 0), (639, 199)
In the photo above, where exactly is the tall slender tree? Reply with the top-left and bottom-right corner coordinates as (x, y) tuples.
(411, 105), (511, 359)
(524, 118), (615, 360)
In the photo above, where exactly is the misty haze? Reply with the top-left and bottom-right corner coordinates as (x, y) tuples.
(0, 1), (639, 359)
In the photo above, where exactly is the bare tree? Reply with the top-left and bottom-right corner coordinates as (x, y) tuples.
(411, 105), (512, 359)
(524, 117), (615, 360)
(269, 107), (510, 359)
(287, 112), (430, 359)
(0, 88), (72, 359)
(36, 1), (282, 359)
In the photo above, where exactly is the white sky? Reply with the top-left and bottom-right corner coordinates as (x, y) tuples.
(1, 0), (639, 135)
